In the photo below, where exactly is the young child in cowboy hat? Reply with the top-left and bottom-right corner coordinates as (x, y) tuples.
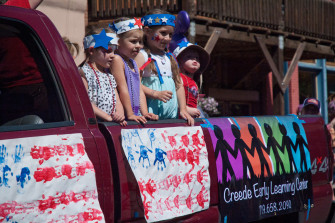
(170, 39), (210, 118)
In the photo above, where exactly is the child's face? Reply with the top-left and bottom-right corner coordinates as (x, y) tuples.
(181, 49), (200, 74)
(117, 30), (143, 59)
(146, 26), (174, 52)
(90, 46), (117, 69)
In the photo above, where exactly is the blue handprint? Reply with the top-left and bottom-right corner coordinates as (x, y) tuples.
(137, 145), (152, 168)
(131, 129), (143, 144)
(2, 165), (12, 188)
(0, 144), (8, 164)
(154, 148), (167, 171)
(148, 129), (156, 150)
(12, 144), (25, 163)
(16, 167), (31, 189)
(127, 146), (136, 168)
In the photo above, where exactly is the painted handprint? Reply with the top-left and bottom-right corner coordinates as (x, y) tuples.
(148, 129), (156, 150)
(196, 186), (209, 208)
(16, 167), (31, 189)
(131, 129), (143, 144)
(0, 144), (8, 164)
(127, 146), (136, 168)
(2, 165), (12, 188)
(138, 179), (157, 198)
(137, 145), (152, 168)
(154, 148), (167, 171)
(12, 144), (25, 163)
(197, 166), (208, 184)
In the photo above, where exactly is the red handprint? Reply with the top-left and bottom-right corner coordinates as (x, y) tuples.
(197, 166), (208, 184)
(196, 186), (209, 208)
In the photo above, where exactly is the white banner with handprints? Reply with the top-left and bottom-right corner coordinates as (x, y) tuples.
(121, 126), (210, 222)
(0, 133), (104, 222)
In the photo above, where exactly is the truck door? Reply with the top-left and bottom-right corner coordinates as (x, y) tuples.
(0, 7), (113, 222)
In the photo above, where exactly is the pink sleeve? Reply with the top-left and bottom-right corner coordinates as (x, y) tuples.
(4, 0), (31, 9)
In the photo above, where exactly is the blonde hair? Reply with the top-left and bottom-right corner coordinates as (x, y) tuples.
(62, 37), (79, 59)
(142, 9), (181, 88)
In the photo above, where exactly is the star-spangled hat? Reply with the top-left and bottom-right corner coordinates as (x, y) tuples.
(109, 18), (143, 34)
(83, 29), (118, 50)
(142, 14), (175, 27)
(172, 40), (210, 75)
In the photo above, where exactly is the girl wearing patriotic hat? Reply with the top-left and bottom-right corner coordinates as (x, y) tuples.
(79, 27), (126, 125)
(110, 18), (158, 124)
(135, 9), (194, 126)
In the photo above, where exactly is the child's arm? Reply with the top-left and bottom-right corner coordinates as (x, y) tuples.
(135, 52), (173, 102)
(111, 55), (147, 124)
(186, 106), (201, 118)
(176, 82), (194, 126)
(80, 74), (113, 122)
(113, 90), (127, 126)
(140, 85), (159, 120)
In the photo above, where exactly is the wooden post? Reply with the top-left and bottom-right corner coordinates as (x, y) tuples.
(255, 36), (284, 92)
(198, 28), (222, 93)
(255, 35), (285, 115)
(204, 28), (222, 54)
(282, 42), (306, 88)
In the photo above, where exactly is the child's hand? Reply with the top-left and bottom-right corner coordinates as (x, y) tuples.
(186, 107), (201, 118)
(180, 110), (195, 126)
(144, 113), (159, 121)
(128, 114), (147, 124)
(112, 111), (125, 123)
(119, 120), (127, 127)
(153, 90), (173, 103)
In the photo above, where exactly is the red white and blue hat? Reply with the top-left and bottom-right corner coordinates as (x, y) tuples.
(142, 14), (176, 27)
(109, 18), (143, 34)
(172, 40), (210, 74)
(83, 29), (118, 49)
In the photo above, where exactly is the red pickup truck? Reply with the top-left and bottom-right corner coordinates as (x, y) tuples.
(0, 6), (333, 223)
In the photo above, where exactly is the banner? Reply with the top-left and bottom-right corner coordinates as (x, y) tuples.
(121, 126), (210, 222)
(203, 116), (313, 222)
(0, 134), (104, 222)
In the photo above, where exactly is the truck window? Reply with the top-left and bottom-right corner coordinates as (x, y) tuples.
(0, 19), (68, 129)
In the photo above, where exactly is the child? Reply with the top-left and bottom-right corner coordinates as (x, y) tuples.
(110, 18), (158, 124)
(135, 9), (194, 126)
(62, 36), (79, 59)
(170, 40), (210, 118)
(301, 97), (320, 115)
(79, 27), (126, 125)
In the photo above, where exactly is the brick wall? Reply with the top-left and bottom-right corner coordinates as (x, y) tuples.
(288, 63), (300, 114)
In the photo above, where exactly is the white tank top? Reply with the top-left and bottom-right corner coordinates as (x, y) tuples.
(140, 49), (173, 78)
